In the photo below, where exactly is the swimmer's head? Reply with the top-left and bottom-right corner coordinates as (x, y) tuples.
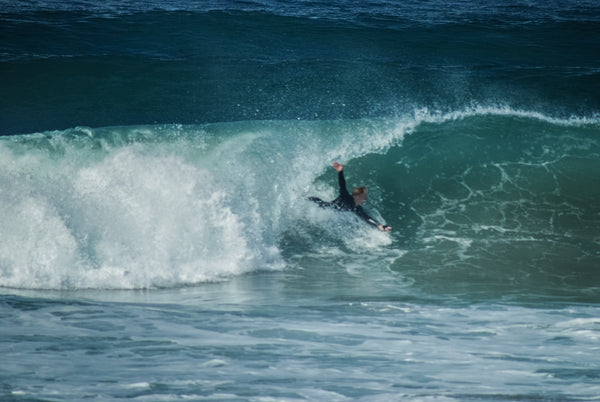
(352, 187), (367, 205)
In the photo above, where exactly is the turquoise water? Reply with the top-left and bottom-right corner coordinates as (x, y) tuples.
(1, 0), (600, 400)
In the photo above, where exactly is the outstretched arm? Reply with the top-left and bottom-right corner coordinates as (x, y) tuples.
(355, 207), (392, 231)
(333, 162), (348, 196)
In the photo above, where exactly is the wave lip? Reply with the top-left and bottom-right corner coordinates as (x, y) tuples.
(409, 105), (600, 127)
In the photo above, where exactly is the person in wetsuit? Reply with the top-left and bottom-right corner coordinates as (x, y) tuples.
(309, 162), (392, 232)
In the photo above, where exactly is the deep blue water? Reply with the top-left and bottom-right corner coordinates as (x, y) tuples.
(2, 0), (600, 134)
(1, 0), (600, 400)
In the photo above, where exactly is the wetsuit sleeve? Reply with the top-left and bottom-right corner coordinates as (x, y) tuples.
(338, 170), (349, 196)
(354, 206), (381, 228)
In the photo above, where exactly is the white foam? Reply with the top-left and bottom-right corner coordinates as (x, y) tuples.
(0, 138), (281, 289)
(412, 105), (600, 128)
(0, 192), (81, 289)
(123, 382), (151, 389)
(202, 359), (228, 367)
(554, 317), (600, 328)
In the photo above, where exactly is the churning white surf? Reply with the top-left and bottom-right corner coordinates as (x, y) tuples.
(0, 119), (392, 289)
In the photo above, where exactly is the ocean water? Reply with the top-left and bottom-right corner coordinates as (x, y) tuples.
(1, 0), (600, 401)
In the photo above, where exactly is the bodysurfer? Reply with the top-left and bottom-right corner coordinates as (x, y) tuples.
(309, 162), (392, 232)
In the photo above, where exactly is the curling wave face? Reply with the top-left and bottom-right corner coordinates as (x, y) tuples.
(0, 107), (598, 295)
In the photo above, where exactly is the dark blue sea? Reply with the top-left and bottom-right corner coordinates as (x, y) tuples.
(1, 0), (600, 400)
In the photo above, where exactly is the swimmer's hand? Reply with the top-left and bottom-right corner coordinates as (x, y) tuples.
(378, 225), (392, 232)
(333, 162), (344, 172)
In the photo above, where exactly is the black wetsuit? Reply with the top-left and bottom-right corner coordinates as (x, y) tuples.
(309, 170), (386, 229)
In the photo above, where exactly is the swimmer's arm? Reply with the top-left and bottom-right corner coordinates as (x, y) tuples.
(355, 207), (392, 232)
(333, 162), (348, 195)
